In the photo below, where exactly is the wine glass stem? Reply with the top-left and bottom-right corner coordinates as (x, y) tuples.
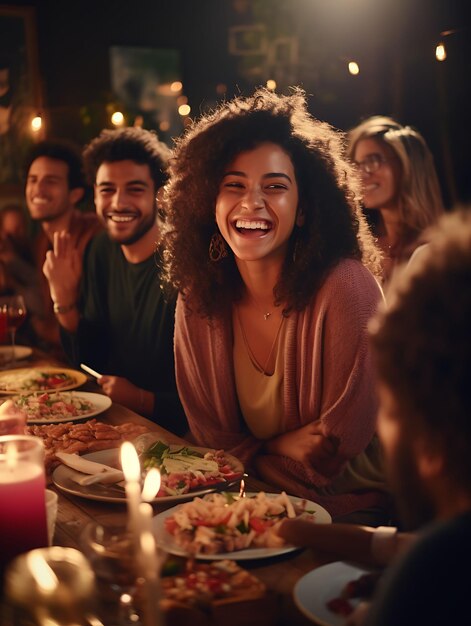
(10, 329), (16, 366)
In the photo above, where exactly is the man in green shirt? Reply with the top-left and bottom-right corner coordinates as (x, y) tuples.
(43, 127), (186, 435)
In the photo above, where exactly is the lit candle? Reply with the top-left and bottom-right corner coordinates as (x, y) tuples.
(120, 441), (142, 538)
(0, 436), (48, 571)
(139, 502), (163, 626)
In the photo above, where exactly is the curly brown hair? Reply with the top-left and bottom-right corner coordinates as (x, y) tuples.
(82, 127), (170, 190)
(370, 210), (471, 487)
(162, 87), (381, 318)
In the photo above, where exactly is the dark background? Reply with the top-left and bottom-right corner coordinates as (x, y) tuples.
(3, 0), (470, 207)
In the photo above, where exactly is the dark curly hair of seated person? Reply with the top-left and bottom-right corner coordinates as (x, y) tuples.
(161, 87), (381, 318)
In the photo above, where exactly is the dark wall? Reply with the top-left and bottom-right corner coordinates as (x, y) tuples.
(5, 0), (470, 206)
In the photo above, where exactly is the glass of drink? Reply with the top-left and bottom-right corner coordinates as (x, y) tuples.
(0, 295), (27, 367)
(4, 546), (96, 625)
(0, 435), (48, 575)
(81, 517), (141, 625)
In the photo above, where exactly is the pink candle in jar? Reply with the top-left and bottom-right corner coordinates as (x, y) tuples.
(0, 436), (48, 571)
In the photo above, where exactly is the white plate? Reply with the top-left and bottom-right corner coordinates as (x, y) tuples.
(0, 345), (32, 362)
(294, 561), (374, 626)
(16, 391), (112, 424)
(53, 447), (244, 504)
(153, 495), (332, 561)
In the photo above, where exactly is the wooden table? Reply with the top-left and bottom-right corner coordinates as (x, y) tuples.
(2, 356), (329, 625)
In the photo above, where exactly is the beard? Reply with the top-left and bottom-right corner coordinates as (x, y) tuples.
(387, 437), (436, 531)
(104, 204), (157, 246)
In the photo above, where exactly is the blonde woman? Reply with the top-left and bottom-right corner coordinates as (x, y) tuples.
(348, 116), (444, 283)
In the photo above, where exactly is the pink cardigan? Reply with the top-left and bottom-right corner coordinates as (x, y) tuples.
(175, 259), (388, 517)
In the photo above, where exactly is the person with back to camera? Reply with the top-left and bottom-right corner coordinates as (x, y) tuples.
(162, 87), (391, 523)
(348, 116), (444, 284)
(278, 210), (471, 626)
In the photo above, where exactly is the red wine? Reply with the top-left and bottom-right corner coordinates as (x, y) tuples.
(7, 309), (26, 331)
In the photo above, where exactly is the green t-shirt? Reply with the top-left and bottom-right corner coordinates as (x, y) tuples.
(61, 232), (186, 435)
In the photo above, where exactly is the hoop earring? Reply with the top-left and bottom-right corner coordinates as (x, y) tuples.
(209, 232), (228, 262)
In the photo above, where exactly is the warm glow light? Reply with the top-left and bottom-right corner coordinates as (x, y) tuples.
(170, 81), (183, 93)
(26, 553), (58, 592)
(266, 79), (277, 91)
(348, 61), (360, 75)
(120, 442), (141, 482)
(177, 95), (188, 106)
(111, 111), (125, 126)
(141, 468), (161, 502)
(6, 440), (17, 470)
(178, 104), (191, 116)
(31, 116), (42, 132)
(159, 120), (170, 132)
(435, 42), (447, 61)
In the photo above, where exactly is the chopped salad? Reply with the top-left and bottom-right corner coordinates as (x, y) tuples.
(11, 392), (95, 422)
(164, 491), (316, 554)
(141, 440), (242, 497)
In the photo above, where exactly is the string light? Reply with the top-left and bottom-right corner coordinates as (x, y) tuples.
(170, 81), (183, 93)
(435, 41), (447, 61)
(178, 104), (191, 116)
(31, 115), (42, 132)
(266, 79), (277, 90)
(111, 111), (124, 126)
(348, 61), (360, 76)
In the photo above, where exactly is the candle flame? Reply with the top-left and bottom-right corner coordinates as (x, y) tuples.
(239, 478), (246, 498)
(141, 468), (161, 502)
(26, 552), (58, 592)
(120, 442), (141, 482)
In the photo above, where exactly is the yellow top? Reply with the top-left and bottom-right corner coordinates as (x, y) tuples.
(233, 311), (287, 439)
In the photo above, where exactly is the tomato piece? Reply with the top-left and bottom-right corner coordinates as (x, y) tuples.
(164, 517), (179, 534)
(326, 597), (354, 616)
(249, 517), (272, 533)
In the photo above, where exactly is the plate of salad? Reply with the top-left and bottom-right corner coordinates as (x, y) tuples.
(154, 491), (332, 560)
(6, 391), (112, 424)
(52, 440), (244, 504)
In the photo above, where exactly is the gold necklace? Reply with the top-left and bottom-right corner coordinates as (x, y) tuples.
(247, 292), (274, 321)
(237, 308), (285, 375)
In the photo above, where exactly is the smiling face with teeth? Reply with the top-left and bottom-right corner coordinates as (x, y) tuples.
(215, 142), (301, 268)
(26, 157), (83, 223)
(354, 138), (402, 212)
(94, 160), (158, 246)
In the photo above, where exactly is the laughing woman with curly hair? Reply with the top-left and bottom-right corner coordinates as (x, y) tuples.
(162, 88), (390, 522)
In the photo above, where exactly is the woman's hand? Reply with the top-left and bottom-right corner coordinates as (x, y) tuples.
(265, 422), (343, 477)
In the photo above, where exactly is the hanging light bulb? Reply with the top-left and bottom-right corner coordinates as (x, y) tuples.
(435, 42), (447, 61)
(348, 61), (360, 76)
(31, 115), (42, 132)
(111, 111), (125, 126)
(178, 104), (191, 116)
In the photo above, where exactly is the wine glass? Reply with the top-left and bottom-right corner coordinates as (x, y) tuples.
(80, 517), (142, 626)
(0, 295), (27, 367)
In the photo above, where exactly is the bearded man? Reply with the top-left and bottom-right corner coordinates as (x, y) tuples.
(43, 128), (186, 434)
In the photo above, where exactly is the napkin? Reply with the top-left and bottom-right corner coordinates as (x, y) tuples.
(56, 452), (125, 486)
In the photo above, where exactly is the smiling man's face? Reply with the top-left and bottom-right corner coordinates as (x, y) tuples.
(26, 157), (76, 223)
(94, 160), (157, 245)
